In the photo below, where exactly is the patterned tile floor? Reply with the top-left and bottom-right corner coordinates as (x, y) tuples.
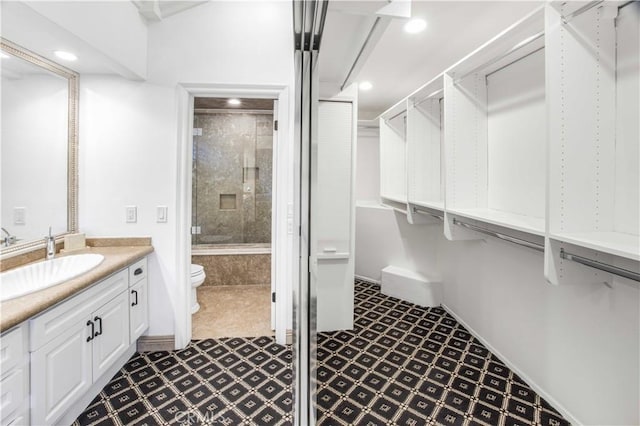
(73, 337), (293, 426)
(316, 279), (571, 426)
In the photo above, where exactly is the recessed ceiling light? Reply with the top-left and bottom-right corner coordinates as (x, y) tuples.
(0, 52), (10, 59)
(228, 98), (241, 106)
(404, 18), (427, 34)
(54, 50), (77, 61)
(359, 81), (373, 91)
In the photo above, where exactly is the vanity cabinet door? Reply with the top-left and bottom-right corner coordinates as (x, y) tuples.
(91, 291), (130, 380)
(30, 318), (92, 426)
(129, 278), (149, 344)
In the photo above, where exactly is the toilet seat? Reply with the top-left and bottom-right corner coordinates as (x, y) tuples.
(191, 264), (204, 277)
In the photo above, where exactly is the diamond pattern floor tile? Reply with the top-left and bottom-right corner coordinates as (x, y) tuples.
(73, 337), (292, 426)
(316, 279), (571, 426)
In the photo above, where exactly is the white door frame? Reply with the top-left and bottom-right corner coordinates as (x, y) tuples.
(175, 83), (293, 348)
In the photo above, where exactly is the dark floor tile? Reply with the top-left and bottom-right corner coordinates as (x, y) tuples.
(435, 406), (467, 426)
(316, 280), (570, 426)
(74, 334), (293, 426)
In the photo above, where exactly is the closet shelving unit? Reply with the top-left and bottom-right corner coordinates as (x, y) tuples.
(545, 1), (640, 283)
(443, 7), (546, 240)
(406, 74), (445, 225)
(374, 2), (639, 283)
(379, 100), (409, 214)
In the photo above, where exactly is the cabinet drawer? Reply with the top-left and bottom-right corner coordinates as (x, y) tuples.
(30, 270), (128, 351)
(129, 257), (147, 286)
(0, 367), (27, 421)
(0, 325), (26, 375)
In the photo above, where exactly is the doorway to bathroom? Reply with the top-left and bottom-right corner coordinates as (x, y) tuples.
(190, 96), (276, 340)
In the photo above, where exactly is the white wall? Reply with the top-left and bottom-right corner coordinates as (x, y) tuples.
(24, 1), (148, 79)
(79, 76), (177, 335)
(1, 74), (68, 241)
(354, 132), (639, 425)
(440, 238), (638, 426)
(355, 128), (380, 202)
(78, 1), (294, 337)
(355, 131), (440, 282)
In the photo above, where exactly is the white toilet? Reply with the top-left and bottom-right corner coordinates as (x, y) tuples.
(190, 264), (206, 314)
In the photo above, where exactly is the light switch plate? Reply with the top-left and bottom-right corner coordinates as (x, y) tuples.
(157, 206), (168, 223)
(13, 207), (26, 225)
(126, 206), (137, 223)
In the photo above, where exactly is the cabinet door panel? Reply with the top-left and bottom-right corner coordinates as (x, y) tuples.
(31, 320), (92, 426)
(92, 292), (130, 379)
(129, 279), (149, 344)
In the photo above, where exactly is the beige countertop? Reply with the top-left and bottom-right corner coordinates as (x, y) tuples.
(0, 245), (154, 333)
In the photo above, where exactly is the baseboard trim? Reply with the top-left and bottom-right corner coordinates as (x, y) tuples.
(441, 303), (582, 426)
(285, 329), (293, 345)
(355, 274), (381, 284)
(137, 335), (175, 352)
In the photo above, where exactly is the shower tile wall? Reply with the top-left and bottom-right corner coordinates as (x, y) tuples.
(192, 112), (273, 244)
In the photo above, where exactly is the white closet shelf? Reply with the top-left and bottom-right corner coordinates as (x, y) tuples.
(410, 200), (444, 212)
(448, 207), (545, 236)
(382, 195), (408, 204)
(550, 232), (640, 262)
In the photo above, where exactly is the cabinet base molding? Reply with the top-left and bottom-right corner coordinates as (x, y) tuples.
(56, 343), (136, 426)
(285, 329), (293, 345)
(137, 335), (175, 352)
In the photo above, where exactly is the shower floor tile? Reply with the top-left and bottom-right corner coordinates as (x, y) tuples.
(192, 285), (273, 339)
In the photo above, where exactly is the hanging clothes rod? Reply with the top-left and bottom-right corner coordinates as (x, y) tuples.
(453, 31), (544, 84)
(412, 206), (444, 221)
(452, 218), (544, 252)
(561, 1), (604, 24)
(560, 249), (640, 282)
(413, 88), (444, 109)
(385, 108), (407, 123)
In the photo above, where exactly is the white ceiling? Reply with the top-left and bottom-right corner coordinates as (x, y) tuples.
(131, 0), (208, 22)
(320, 0), (542, 120)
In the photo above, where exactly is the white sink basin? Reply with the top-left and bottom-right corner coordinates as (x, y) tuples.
(0, 254), (105, 302)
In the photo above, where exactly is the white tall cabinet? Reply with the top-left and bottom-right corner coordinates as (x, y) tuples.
(314, 86), (357, 332)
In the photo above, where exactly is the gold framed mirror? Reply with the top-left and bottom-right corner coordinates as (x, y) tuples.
(1, 38), (79, 256)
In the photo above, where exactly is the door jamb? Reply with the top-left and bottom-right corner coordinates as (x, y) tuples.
(175, 83), (292, 349)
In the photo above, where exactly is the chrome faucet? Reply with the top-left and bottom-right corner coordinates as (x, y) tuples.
(1, 227), (16, 247)
(45, 227), (55, 260)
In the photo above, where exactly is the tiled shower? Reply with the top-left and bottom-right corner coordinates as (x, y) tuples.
(191, 109), (273, 246)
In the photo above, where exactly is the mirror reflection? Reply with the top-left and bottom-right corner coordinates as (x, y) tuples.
(0, 40), (77, 251)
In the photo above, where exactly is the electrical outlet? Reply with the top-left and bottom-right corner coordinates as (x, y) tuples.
(126, 206), (137, 223)
(157, 206), (168, 223)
